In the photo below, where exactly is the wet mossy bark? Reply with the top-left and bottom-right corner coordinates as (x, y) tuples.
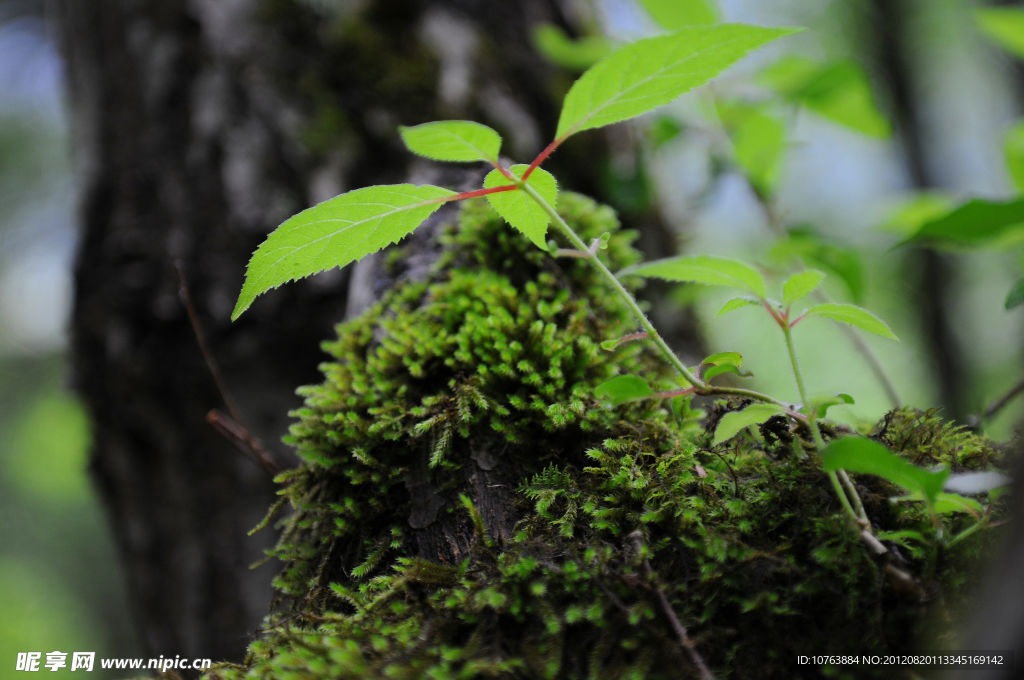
(54, 0), (700, 666)
(208, 197), (1008, 680)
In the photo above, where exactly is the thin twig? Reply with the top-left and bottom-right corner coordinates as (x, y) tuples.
(627, 531), (717, 680)
(815, 289), (902, 409)
(207, 409), (282, 476)
(837, 470), (869, 525)
(984, 374), (1024, 419)
(176, 262), (282, 476)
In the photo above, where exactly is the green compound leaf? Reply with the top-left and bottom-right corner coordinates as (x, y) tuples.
(901, 196), (1024, 248)
(532, 23), (615, 72)
(555, 24), (800, 140)
(716, 296), (761, 316)
(399, 121), (502, 163)
(232, 184), (455, 320)
(976, 8), (1024, 59)
(803, 303), (898, 341)
(820, 437), (949, 503)
(1005, 122), (1024, 192)
(483, 165), (559, 249)
(639, 0), (718, 29)
(1006, 278), (1024, 310)
(625, 255), (767, 299)
(594, 375), (655, 406)
(782, 269), (826, 306)
(713, 403), (787, 445)
(732, 110), (786, 196)
(808, 393), (854, 419)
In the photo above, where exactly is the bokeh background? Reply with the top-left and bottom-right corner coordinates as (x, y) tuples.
(2, 0), (1023, 676)
(0, 2), (140, 678)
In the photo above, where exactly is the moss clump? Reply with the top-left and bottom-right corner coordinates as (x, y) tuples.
(210, 196), (1006, 680)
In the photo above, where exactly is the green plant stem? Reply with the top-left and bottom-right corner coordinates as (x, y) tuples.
(782, 326), (821, 447)
(741, 154), (903, 410)
(783, 324), (869, 527)
(838, 470), (869, 525)
(946, 518), (986, 549)
(517, 180), (789, 410)
(827, 470), (860, 524)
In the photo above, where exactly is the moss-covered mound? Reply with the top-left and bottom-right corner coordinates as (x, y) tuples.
(211, 196), (1005, 680)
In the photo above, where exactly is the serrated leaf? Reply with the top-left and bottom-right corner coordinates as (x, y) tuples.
(808, 393), (854, 419)
(399, 121), (502, 164)
(770, 229), (865, 303)
(944, 471), (1012, 495)
(483, 165), (558, 248)
(803, 303), (898, 341)
(704, 363), (751, 381)
(701, 351), (743, 368)
(1006, 279), (1024, 310)
(594, 375), (655, 406)
(532, 23), (615, 72)
(716, 296), (760, 316)
(713, 403), (786, 445)
(639, 0), (718, 29)
(732, 110), (786, 195)
(1005, 121), (1024, 192)
(625, 255), (767, 298)
(820, 437), (949, 503)
(901, 196), (1024, 248)
(232, 184), (454, 320)
(555, 24), (800, 140)
(783, 270), (826, 306)
(976, 8), (1024, 59)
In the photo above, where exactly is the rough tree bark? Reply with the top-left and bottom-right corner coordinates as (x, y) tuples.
(51, 0), (701, 665)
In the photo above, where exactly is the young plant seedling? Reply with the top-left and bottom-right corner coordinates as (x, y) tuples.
(230, 15), (987, 649)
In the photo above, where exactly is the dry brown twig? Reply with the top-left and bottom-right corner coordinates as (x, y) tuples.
(176, 262), (282, 476)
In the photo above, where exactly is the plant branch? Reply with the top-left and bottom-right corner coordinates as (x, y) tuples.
(628, 531), (717, 680)
(554, 248), (593, 259)
(444, 185), (517, 202)
(783, 322), (870, 528)
(837, 469), (869, 525)
(517, 180), (790, 410)
(176, 263), (282, 477)
(984, 374), (1024, 419)
(815, 288), (902, 409)
(522, 136), (567, 180)
(603, 332), (650, 350)
(740, 144), (903, 409)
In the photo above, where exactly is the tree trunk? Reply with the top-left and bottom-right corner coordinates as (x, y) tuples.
(51, 0), (700, 664)
(865, 0), (968, 422)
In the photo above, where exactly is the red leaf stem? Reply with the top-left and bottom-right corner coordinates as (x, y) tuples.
(522, 135), (567, 180)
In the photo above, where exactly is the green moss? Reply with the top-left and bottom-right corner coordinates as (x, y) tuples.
(210, 196), (1006, 680)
